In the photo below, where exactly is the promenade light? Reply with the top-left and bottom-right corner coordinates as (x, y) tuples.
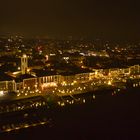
(108, 80), (112, 85)
(0, 91), (4, 96)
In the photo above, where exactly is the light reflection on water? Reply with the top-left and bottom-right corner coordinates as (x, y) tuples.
(0, 92), (96, 133)
(0, 87), (136, 134)
(0, 119), (51, 133)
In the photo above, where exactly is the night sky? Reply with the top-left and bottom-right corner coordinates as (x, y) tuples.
(0, 0), (140, 40)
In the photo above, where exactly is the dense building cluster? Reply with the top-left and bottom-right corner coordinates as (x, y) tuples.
(0, 36), (140, 98)
(0, 54), (139, 97)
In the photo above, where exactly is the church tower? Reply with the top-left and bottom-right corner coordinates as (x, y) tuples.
(21, 54), (28, 74)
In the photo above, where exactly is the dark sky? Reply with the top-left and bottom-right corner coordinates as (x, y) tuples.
(0, 0), (140, 40)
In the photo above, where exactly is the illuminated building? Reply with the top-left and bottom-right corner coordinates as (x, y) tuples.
(0, 73), (17, 93)
(23, 78), (37, 91)
(0, 64), (139, 97)
(129, 65), (140, 74)
(75, 73), (90, 83)
(0, 81), (16, 93)
(21, 54), (28, 74)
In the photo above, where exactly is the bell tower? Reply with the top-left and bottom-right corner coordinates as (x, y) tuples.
(21, 54), (28, 74)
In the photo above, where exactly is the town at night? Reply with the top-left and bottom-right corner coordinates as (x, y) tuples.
(0, 0), (140, 140)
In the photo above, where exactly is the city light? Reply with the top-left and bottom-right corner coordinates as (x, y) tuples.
(0, 2), (140, 137)
(18, 67), (21, 70)
(0, 91), (4, 96)
(23, 54), (27, 58)
(108, 80), (112, 85)
(41, 82), (57, 89)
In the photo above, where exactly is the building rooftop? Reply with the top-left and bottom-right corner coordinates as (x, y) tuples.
(0, 72), (13, 82)
(32, 69), (57, 77)
(14, 74), (35, 83)
(59, 68), (92, 76)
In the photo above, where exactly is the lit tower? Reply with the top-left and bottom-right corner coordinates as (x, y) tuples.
(21, 54), (28, 74)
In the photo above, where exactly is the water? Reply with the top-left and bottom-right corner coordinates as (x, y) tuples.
(0, 89), (140, 140)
